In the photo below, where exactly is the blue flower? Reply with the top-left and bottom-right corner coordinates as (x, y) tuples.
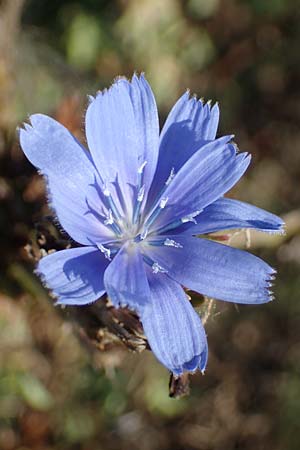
(20, 74), (284, 376)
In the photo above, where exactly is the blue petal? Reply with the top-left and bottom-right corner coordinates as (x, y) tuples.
(148, 92), (219, 204)
(183, 198), (285, 235)
(37, 247), (109, 305)
(85, 75), (159, 210)
(103, 244), (151, 312)
(128, 74), (160, 194)
(144, 235), (275, 304)
(151, 138), (251, 232)
(141, 271), (208, 375)
(19, 114), (113, 245)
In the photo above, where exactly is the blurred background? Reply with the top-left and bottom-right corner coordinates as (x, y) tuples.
(0, 0), (300, 449)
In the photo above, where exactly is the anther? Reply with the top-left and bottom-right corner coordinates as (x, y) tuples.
(181, 210), (201, 224)
(138, 161), (147, 174)
(98, 244), (111, 260)
(159, 197), (168, 209)
(103, 182), (111, 197)
(164, 238), (183, 248)
(152, 262), (168, 274)
(104, 209), (114, 225)
(165, 168), (175, 186)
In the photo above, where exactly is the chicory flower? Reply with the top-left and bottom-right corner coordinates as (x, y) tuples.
(20, 74), (284, 376)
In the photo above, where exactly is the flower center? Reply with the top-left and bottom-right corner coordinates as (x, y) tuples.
(88, 165), (199, 262)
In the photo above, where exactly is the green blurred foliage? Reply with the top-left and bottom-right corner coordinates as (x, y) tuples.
(0, 0), (300, 449)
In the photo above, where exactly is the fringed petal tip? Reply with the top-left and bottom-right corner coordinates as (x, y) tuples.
(87, 94), (95, 104)
(91, 77), (131, 100)
(183, 89), (219, 111)
(271, 218), (286, 235)
(35, 267), (76, 307)
(91, 73), (147, 103)
(106, 297), (144, 315)
(106, 295), (141, 314)
(21, 113), (52, 131)
(34, 262), (66, 306)
(19, 114), (36, 132)
(19, 122), (31, 137)
(264, 267), (277, 303)
(171, 347), (208, 377)
(34, 265), (51, 292)
(115, 73), (149, 90)
(132, 71), (145, 80)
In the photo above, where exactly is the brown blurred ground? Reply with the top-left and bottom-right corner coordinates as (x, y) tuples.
(0, 0), (300, 449)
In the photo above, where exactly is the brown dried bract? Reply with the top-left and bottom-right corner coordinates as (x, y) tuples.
(169, 372), (190, 398)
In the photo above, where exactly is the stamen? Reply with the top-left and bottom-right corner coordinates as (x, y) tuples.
(152, 262), (168, 274)
(142, 254), (168, 274)
(137, 185), (145, 202)
(181, 210), (201, 224)
(147, 237), (183, 248)
(98, 244), (112, 260)
(132, 162), (147, 225)
(159, 197), (168, 209)
(87, 178), (124, 236)
(132, 185), (145, 224)
(164, 238), (183, 248)
(103, 182), (111, 197)
(85, 199), (121, 236)
(165, 167), (175, 186)
(140, 228), (148, 240)
(108, 196), (122, 223)
(144, 197), (169, 230)
(152, 210), (202, 235)
(100, 205), (122, 236)
(104, 209), (114, 225)
(138, 160), (147, 174)
(101, 181), (123, 224)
